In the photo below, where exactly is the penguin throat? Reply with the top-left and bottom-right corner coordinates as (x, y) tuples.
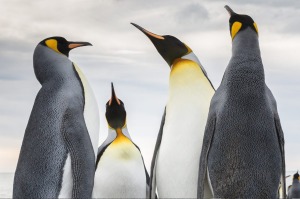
(232, 28), (260, 57)
(33, 45), (74, 84)
(169, 59), (212, 97)
(108, 121), (127, 130)
(293, 178), (300, 184)
(111, 128), (131, 145)
(181, 52), (201, 66)
(171, 52), (205, 73)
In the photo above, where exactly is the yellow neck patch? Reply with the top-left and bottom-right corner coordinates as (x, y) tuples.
(231, 21), (242, 40)
(45, 39), (61, 54)
(184, 43), (192, 54)
(111, 128), (131, 145)
(170, 58), (208, 88)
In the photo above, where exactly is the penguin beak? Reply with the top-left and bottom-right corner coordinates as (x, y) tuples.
(131, 23), (165, 40)
(68, 41), (92, 50)
(224, 5), (237, 16)
(131, 22), (189, 67)
(109, 82), (121, 106)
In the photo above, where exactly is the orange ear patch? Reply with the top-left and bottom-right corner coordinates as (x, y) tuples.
(231, 21), (242, 40)
(45, 39), (60, 54)
(253, 22), (259, 34)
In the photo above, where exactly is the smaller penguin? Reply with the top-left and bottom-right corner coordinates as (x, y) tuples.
(278, 175), (291, 198)
(288, 172), (300, 199)
(92, 83), (149, 198)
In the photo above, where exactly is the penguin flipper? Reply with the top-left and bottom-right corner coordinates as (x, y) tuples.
(142, 155), (151, 198)
(266, 87), (286, 198)
(274, 114), (286, 199)
(95, 132), (116, 168)
(132, 143), (152, 197)
(95, 142), (113, 169)
(62, 109), (95, 198)
(150, 108), (166, 199)
(197, 115), (216, 199)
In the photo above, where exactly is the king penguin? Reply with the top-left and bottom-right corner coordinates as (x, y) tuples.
(92, 83), (149, 198)
(13, 37), (100, 198)
(131, 23), (215, 198)
(288, 172), (300, 199)
(197, 6), (286, 199)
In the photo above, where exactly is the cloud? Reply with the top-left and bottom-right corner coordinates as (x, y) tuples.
(175, 3), (209, 24)
(202, 0), (300, 8)
(0, 0), (299, 173)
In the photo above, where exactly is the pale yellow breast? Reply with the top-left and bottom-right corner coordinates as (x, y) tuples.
(108, 129), (140, 160)
(156, 58), (214, 198)
(169, 59), (214, 99)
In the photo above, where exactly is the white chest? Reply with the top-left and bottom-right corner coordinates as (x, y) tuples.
(156, 59), (214, 198)
(58, 154), (72, 198)
(93, 142), (147, 198)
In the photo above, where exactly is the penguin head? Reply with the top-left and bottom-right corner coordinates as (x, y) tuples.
(39, 36), (92, 57)
(105, 83), (127, 129)
(294, 171), (300, 180)
(224, 5), (259, 40)
(131, 23), (192, 67)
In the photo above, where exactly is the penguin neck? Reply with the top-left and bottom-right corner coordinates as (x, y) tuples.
(33, 45), (76, 85)
(222, 29), (265, 94)
(169, 58), (212, 106)
(232, 28), (261, 58)
(111, 128), (130, 145)
(293, 178), (300, 184)
(108, 125), (132, 142)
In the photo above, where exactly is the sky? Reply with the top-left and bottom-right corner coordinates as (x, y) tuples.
(0, 0), (299, 175)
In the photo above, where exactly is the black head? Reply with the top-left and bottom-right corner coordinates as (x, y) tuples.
(294, 171), (300, 180)
(224, 5), (258, 40)
(39, 36), (92, 57)
(131, 23), (191, 66)
(105, 83), (126, 129)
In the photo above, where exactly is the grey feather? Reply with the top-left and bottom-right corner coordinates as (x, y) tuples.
(13, 45), (95, 198)
(197, 28), (285, 198)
